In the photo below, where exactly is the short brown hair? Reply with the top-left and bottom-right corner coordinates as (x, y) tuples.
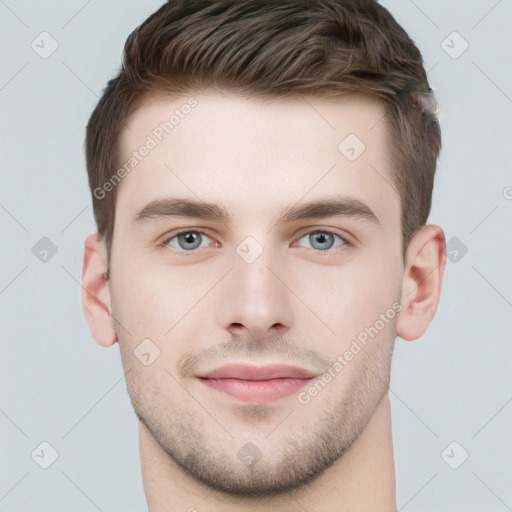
(85, 0), (441, 259)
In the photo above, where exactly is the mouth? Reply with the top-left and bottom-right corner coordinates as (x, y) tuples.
(196, 363), (316, 403)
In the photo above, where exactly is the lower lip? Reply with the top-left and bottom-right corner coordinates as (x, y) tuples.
(198, 377), (313, 403)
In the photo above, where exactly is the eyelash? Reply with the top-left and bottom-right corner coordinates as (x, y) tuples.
(160, 229), (350, 256)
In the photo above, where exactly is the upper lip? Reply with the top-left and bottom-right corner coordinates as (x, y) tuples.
(197, 364), (317, 380)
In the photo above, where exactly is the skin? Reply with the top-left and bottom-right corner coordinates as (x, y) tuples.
(81, 91), (446, 512)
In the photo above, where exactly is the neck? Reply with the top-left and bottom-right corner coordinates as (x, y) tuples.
(140, 393), (396, 512)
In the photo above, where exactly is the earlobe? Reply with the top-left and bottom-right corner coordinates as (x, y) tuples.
(81, 233), (117, 347)
(397, 224), (447, 341)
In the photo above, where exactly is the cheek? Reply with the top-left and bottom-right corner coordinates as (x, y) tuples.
(110, 256), (163, 311)
(297, 257), (401, 342)
(110, 260), (213, 345)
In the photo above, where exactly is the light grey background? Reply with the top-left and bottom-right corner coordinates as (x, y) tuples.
(1, 1), (511, 511)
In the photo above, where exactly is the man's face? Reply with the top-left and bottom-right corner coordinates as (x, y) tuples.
(109, 92), (403, 496)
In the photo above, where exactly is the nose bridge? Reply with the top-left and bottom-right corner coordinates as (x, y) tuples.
(235, 239), (284, 310)
(239, 251), (275, 299)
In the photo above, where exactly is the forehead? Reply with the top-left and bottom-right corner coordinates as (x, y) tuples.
(115, 91), (398, 228)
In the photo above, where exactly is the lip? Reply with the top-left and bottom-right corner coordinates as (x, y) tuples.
(198, 363), (317, 380)
(197, 364), (316, 403)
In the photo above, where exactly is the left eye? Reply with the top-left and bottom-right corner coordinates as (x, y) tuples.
(295, 231), (345, 251)
(165, 231), (213, 251)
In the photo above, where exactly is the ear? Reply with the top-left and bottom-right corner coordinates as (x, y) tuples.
(397, 224), (447, 341)
(81, 233), (117, 347)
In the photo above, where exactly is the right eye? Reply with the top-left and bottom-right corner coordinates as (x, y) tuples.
(162, 230), (216, 253)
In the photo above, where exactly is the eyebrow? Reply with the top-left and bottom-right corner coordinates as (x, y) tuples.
(134, 195), (380, 226)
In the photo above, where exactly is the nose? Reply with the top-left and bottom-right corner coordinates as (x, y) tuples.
(215, 246), (295, 343)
